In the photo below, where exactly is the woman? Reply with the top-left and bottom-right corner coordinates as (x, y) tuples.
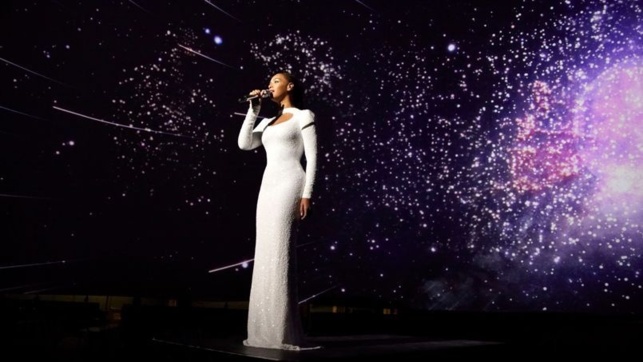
(237, 71), (319, 350)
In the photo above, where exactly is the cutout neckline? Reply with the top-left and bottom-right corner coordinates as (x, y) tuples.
(268, 108), (297, 127)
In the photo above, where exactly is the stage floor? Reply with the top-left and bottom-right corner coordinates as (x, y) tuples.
(152, 334), (506, 361)
(3, 298), (642, 361)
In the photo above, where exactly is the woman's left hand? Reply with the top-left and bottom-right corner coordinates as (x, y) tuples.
(299, 198), (311, 220)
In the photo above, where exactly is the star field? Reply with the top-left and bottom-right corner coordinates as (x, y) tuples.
(1, 0), (641, 313)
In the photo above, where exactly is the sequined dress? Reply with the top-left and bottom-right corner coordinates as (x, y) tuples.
(237, 104), (318, 350)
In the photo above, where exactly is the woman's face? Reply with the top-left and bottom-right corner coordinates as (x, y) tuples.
(267, 73), (292, 101)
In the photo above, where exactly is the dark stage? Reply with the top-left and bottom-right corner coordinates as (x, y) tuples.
(2, 295), (641, 361)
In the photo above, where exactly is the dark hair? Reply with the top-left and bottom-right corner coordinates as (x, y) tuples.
(277, 71), (305, 108)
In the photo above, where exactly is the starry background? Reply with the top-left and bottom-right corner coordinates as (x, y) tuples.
(1, 0), (642, 314)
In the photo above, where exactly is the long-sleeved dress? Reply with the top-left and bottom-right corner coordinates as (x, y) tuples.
(237, 104), (318, 350)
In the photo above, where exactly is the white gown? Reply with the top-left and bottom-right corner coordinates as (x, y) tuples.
(237, 104), (318, 350)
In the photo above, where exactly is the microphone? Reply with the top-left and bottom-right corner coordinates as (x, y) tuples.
(238, 89), (272, 103)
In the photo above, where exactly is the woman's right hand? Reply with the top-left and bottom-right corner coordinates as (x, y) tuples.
(249, 89), (263, 106)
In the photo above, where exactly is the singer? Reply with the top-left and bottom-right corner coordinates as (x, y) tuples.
(237, 71), (320, 350)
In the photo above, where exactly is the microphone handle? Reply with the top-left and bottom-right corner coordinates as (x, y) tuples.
(238, 90), (270, 103)
(238, 94), (259, 103)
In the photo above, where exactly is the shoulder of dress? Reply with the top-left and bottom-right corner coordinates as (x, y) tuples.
(298, 109), (315, 119)
(252, 116), (273, 133)
(298, 109), (316, 131)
